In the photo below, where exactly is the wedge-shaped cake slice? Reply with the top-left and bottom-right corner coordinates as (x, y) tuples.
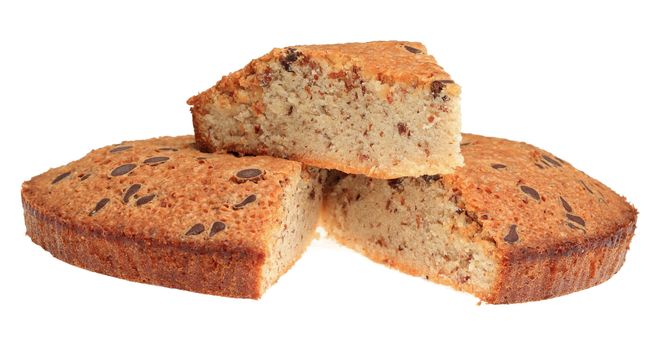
(22, 136), (326, 299)
(188, 41), (462, 179)
(321, 134), (637, 303)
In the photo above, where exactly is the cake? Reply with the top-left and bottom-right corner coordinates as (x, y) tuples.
(321, 134), (637, 303)
(188, 41), (462, 179)
(21, 136), (326, 299)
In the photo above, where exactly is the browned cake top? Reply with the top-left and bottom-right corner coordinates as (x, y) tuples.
(187, 41), (459, 110)
(21, 136), (304, 253)
(288, 41), (453, 85)
(449, 134), (637, 258)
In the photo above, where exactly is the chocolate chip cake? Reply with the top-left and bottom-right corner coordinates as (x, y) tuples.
(188, 41), (462, 179)
(321, 134), (637, 303)
(22, 136), (326, 299)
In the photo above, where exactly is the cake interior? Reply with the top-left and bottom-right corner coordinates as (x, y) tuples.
(260, 168), (323, 293)
(322, 174), (498, 297)
(196, 58), (462, 178)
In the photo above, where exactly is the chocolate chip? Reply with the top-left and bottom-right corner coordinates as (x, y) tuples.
(520, 185), (540, 201)
(280, 47), (302, 72)
(566, 214), (586, 226)
(431, 80), (454, 100)
(397, 123), (409, 136)
(143, 156), (169, 165)
(110, 164), (137, 176)
(136, 193), (156, 206)
(233, 194), (257, 210)
(185, 223), (205, 236)
(560, 196), (573, 212)
(52, 171), (71, 184)
(79, 173), (91, 181)
(236, 168), (263, 179)
(210, 221), (226, 237)
(157, 147), (178, 152)
(388, 178), (404, 191)
(504, 224), (519, 243)
(123, 184), (141, 203)
(404, 45), (422, 54)
(422, 174), (442, 183)
(491, 163), (507, 170)
(567, 222), (580, 230)
(109, 145), (132, 153)
(579, 180), (594, 194)
(89, 198), (110, 216)
(542, 155), (561, 167)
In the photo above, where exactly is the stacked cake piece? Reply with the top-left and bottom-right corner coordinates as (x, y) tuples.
(22, 41), (637, 303)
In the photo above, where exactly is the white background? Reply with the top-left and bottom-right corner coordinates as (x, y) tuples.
(1, 1), (650, 349)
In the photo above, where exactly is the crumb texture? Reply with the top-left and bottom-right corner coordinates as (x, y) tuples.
(322, 134), (637, 303)
(22, 136), (325, 298)
(188, 41), (462, 178)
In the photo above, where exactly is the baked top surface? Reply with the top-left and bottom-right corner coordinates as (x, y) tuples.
(21, 136), (303, 252)
(187, 41), (459, 110)
(449, 134), (636, 257)
(287, 41), (453, 85)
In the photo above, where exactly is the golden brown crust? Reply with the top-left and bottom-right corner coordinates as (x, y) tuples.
(487, 220), (634, 303)
(21, 136), (316, 298)
(453, 134), (637, 258)
(24, 200), (265, 298)
(454, 135), (637, 302)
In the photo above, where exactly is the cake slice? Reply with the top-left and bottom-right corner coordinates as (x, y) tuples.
(188, 41), (462, 179)
(321, 134), (637, 303)
(22, 136), (326, 299)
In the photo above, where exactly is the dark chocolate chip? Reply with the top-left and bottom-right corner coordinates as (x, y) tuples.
(404, 45), (422, 54)
(79, 173), (91, 181)
(110, 164), (137, 176)
(52, 171), (71, 184)
(89, 198), (110, 216)
(109, 145), (132, 153)
(233, 194), (257, 210)
(123, 184), (141, 203)
(566, 214), (586, 226)
(388, 178), (404, 191)
(185, 223), (205, 236)
(567, 222), (580, 230)
(504, 224), (519, 243)
(422, 174), (442, 183)
(542, 155), (561, 167)
(430, 80), (455, 100)
(520, 185), (540, 201)
(157, 147), (178, 152)
(397, 122), (409, 136)
(560, 196), (573, 212)
(491, 163), (507, 170)
(236, 168), (263, 179)
(136, 193), (156, 206)
(579, 180), (594, 194)
(280, 47), (302, 72)
(143, 156), (170, 165)
(210, 221), (226, 237)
